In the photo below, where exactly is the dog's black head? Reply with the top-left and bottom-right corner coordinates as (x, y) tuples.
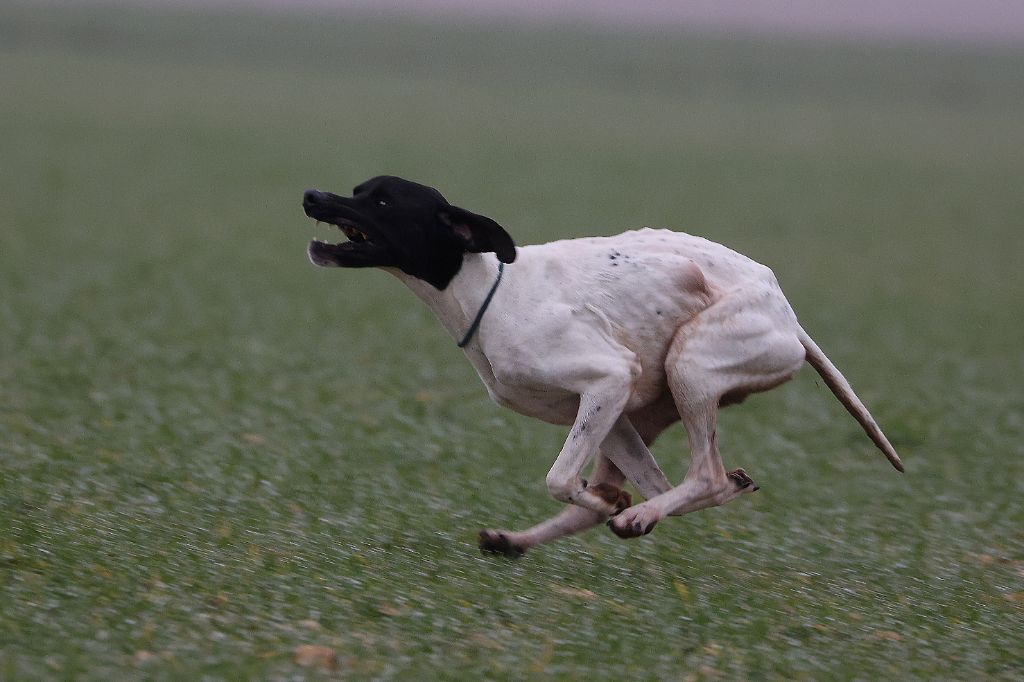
(303, 176), (516, 290)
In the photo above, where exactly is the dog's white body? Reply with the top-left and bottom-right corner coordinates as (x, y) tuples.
(393, 227), (902, 550)
(403, 228), (786, 420)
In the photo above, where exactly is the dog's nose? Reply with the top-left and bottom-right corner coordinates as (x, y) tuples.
(303, 189), (327, 206)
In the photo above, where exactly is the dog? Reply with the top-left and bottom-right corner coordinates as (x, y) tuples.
(302, 175), (903, 556)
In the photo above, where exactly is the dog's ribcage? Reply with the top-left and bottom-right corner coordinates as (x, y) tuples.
(468, 228), (794, 424)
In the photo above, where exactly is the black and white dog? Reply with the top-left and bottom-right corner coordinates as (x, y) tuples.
(303, 176), (903, 556)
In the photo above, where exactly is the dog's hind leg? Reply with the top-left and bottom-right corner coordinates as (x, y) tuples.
(478, 413), (674, 555)
(609, 400), (733, 538)
(479, 455), (625, 557)
(608, 288), (806, 539)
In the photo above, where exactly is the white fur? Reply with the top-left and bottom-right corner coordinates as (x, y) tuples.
(389, 228), (901, 551)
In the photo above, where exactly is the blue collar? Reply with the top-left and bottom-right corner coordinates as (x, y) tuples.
(457, 262), (504, 348)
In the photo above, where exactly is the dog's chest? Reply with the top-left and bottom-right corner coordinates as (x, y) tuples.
(482, 380), (583, 425)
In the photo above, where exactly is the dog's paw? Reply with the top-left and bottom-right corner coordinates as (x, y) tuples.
(586, 482), (633, 515)
(607, 504), (659, 539)
(478, 530), (525, 558)
(727, 468), (759, 492)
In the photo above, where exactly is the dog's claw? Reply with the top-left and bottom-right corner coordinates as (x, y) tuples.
(727, 468), (757, 491)
(478, 530), (525, 558)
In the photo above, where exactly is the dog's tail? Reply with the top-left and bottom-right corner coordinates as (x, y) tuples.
(798, 327), (904, 472)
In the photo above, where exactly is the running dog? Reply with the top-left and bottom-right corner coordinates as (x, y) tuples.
(302, 175), (903, 556)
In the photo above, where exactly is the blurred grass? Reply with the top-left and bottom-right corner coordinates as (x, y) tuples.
(1, 2), (1022, 679)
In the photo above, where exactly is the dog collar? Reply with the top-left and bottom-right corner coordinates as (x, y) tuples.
(457, 262), (504, 348)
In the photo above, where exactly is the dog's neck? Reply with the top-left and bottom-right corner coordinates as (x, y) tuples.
(388, 253), (503, 347)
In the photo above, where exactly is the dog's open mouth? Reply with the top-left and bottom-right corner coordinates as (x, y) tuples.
(308, 218), (377, 267)
(336, 221), (369, 244)
(303, 188), (396, 268)
(315, 217), (371, 247)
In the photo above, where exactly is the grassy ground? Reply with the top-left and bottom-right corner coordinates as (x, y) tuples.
(1, 3), (1022, 678)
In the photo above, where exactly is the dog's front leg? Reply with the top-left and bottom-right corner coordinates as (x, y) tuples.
(545, 381), (634, 516)
(601, 416), (673, 500)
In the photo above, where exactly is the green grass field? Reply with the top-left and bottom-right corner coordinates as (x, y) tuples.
(1, 3), (1022, 678)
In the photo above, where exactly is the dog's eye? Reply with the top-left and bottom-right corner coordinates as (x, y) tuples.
(377, 199), (388, 207)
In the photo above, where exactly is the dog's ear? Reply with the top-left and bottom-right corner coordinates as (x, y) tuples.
(439, 206), (517, 264)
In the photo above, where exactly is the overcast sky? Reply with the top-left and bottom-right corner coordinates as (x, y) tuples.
(145, 0), (1024, 44)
